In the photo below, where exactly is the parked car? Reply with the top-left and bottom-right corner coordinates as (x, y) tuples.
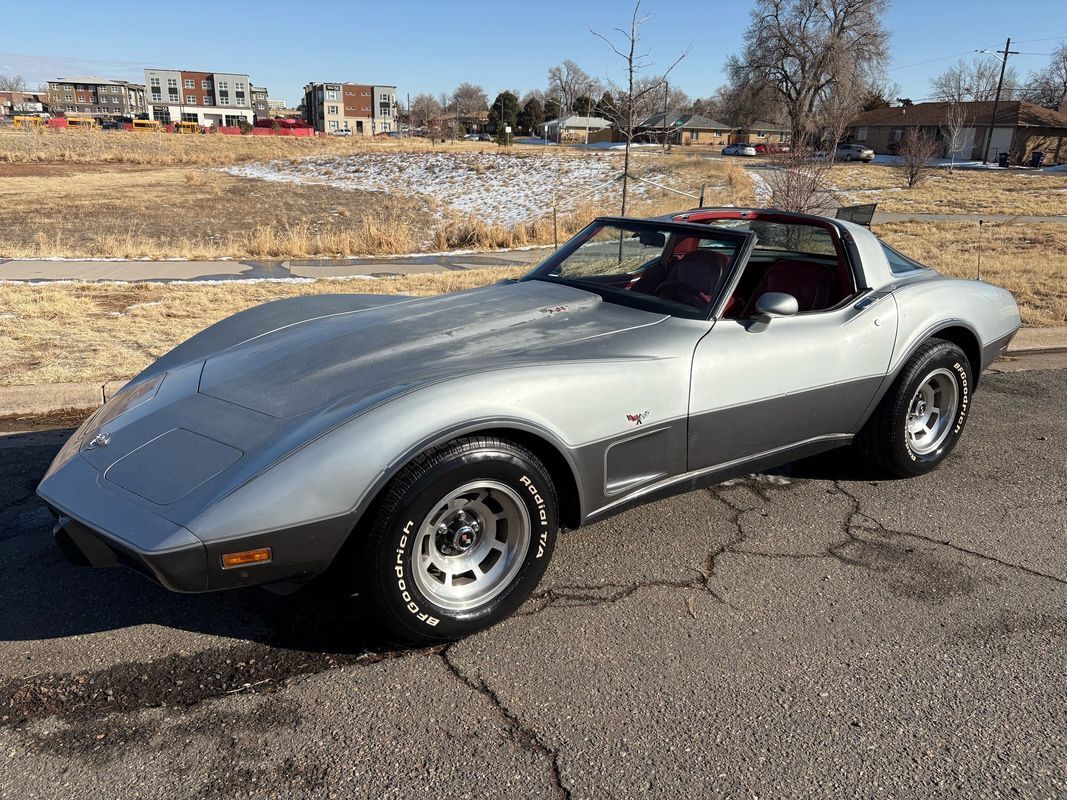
(753, 143), (790, 154)
(40, 210), (1019, 644)
(478, 133), (492, 141)
(836, 143), (876, 162)
(722, 143), (757, 156)
(331, 129), (352, 137)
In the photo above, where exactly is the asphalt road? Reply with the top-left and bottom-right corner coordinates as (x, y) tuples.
(1, 362), (1065, 799)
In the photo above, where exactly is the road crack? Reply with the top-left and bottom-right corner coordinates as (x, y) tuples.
(832, 481), (1067, 587)
(441, 646), (571, 800)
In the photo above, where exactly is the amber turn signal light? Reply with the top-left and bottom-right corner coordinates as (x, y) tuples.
(221, 547), (272, 569)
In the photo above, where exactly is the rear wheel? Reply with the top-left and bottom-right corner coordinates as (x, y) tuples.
(859, 338), (972, 477)
(350, 436), (558, 644)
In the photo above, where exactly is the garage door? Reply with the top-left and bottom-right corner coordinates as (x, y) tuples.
(989, 127), (1013, 159)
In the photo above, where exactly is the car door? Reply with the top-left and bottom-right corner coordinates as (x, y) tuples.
(687, 279), (898, 472)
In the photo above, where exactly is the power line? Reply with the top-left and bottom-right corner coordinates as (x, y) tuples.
(888, 51), (976, 72)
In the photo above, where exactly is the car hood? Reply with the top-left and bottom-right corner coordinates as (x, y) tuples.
(198, 280), (666, 418)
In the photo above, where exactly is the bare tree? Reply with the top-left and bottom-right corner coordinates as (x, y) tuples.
(727, 0), (890, 147)
(408, 94), (443, 128)
(893, 129), (940, 188)
(762, 144), (838, 213)
(590, 0), (690, 215)
(0, 74), (28, 91)
(1022, 43), (1067, 111)
(940, 100), (972, 170)
(451, 82), (488, 116)
(815, 71), (871, 160)
(930, 58), (1019, 103)
(546, 61), (601, 116)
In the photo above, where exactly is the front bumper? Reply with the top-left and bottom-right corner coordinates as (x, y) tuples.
(39, 450), (354, 593)
(40, 452), (210, 592)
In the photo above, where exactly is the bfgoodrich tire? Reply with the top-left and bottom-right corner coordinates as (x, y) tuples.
(859, 338), (973, 478)
(352, 436), (558, 644)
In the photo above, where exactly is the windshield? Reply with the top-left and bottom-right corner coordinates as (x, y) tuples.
(523, 220), (747, 319)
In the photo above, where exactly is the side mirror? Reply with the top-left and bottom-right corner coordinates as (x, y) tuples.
(754, 292), (799, 323)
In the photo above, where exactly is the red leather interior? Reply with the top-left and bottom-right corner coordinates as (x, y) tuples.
(740, 259), (840, 317)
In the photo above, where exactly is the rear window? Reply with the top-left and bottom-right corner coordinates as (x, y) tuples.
(880, 242), (930, 274)
(703, 219), (837, 257)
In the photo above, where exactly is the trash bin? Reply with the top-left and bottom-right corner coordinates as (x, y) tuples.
(997, 152), (1010, 168)
(1030, 151), (1046, 169)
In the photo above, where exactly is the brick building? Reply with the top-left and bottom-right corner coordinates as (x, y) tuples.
(46, 77), (146, 119)
(302, 81), (397, 134)
(1, 90), (48, 121)
(144, 68), (256, 126)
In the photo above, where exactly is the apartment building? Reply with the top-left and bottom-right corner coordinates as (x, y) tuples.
(144, 68), (255, 126)
(372, 85), (397, 133)
(302, 82), (372, 134)
(303, 81), (397, 134)
(46, 77), (146, 119)
(251, 86), (270, 121)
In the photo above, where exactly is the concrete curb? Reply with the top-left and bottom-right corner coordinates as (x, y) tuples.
(1, 328), (1065, 420)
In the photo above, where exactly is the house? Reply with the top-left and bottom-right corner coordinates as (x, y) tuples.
(636, 112), (734, 147)
(847, 100), (1067, 164)
(0, 90), (47, 121)
(542, 115), (612, 143)
(371, 85), (398, 133)
(144, 69), (254, 126)
(732, 120), (790, 147)
(46, 78), (145, 120)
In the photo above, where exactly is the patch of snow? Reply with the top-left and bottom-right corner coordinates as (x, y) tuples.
(747, 170), (772, 204)
(224, 152), (649, 227)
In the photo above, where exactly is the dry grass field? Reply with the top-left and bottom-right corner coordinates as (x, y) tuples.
(0, 133), (753, 258)
(2, 220), (1061, 387)
(875, 221), (1067, 328)
(0, 269), (527, 387)
(832, 163), (1067, 215)
(0, 126), (486, 166)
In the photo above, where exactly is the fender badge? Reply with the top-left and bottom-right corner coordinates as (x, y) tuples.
(86, 432), (111, 450)
(626, 411), (650, 426)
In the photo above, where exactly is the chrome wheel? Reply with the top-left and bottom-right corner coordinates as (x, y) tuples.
(411, 481), (531, 612)
(906, 368), (959, 455)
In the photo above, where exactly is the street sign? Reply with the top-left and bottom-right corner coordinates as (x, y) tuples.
(504, 126), (512, 133)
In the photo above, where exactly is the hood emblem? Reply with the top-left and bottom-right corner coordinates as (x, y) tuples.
(86, 432), (112, 450)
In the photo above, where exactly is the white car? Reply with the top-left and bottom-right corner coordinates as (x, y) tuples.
(331, 129), (353, 137)
(836, 143), (875, 162)
(722, 143), (757, 157)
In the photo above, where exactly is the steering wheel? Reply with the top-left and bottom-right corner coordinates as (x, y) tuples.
(654, 280), (693, 299)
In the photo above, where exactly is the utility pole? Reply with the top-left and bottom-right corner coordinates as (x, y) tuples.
(979, 37), (1019, 164)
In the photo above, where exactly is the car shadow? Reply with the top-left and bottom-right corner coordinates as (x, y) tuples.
(0, 427), (888, 653)
(0, 427), (377, 654)
(770, 444), (894, 482)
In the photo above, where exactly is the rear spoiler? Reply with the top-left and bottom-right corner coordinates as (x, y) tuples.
(835, 203), (877, 228)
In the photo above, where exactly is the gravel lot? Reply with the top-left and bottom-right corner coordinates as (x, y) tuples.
(1, 360), (1064, 799)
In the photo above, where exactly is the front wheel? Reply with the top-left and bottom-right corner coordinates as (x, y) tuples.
(351, 436), (558, 644)
(859, 338), (973, 477)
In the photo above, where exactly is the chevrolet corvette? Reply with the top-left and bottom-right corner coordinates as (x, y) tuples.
(39, 209), (1020, 642)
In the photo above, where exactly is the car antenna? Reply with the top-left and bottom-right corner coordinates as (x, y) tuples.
(976, 219), (983, 281)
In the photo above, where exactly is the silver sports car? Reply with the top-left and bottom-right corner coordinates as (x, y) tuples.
(39, 209), (1020, 643)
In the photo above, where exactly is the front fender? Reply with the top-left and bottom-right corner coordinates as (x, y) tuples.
(186, 356), (689, 546)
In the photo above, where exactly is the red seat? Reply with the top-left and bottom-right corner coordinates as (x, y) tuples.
(656, 250), (729, 309)
(740, 259), (840, 317)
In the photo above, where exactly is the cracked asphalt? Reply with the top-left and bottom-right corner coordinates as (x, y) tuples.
(0, 361), (1064, 800)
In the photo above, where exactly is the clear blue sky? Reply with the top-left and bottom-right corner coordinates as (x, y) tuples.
(2, 0), (1063, 106)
